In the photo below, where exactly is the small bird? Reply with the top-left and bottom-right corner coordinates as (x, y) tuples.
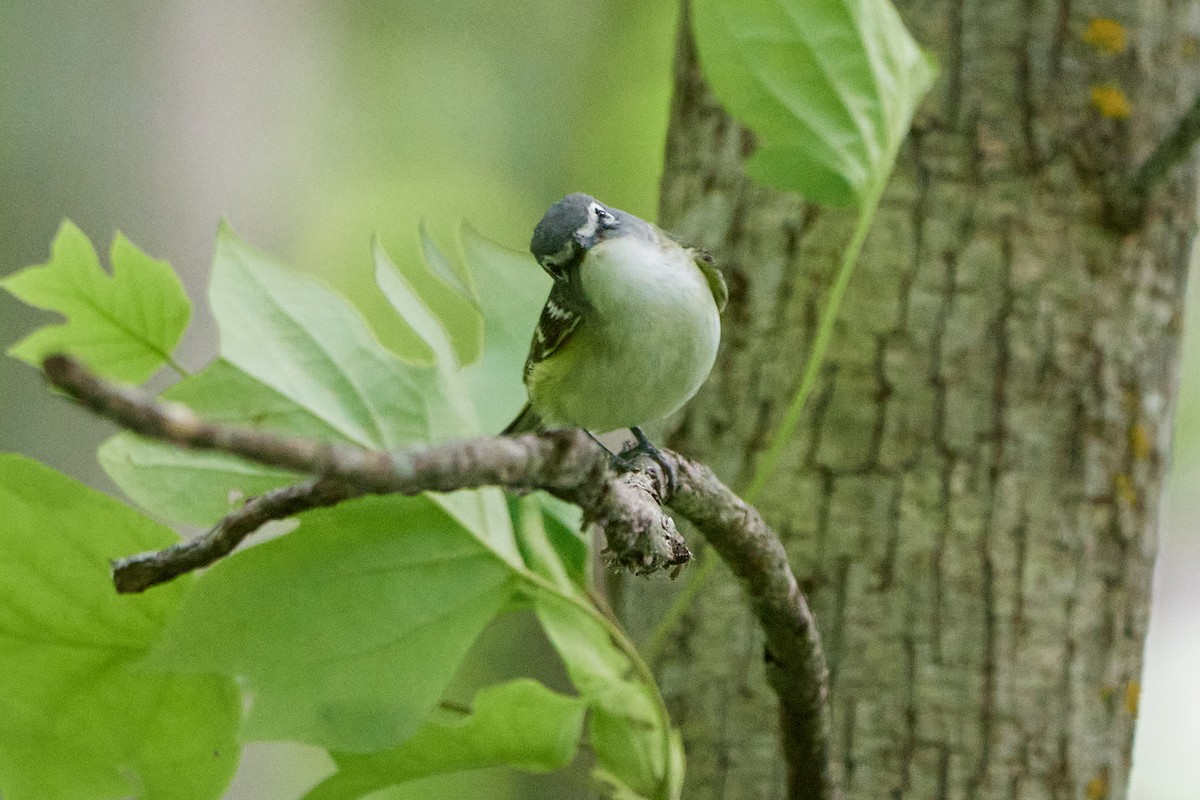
(503, 193), (727, 489)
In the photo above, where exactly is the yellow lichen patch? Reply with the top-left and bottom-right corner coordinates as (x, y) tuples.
(1086, 770), (1110, 800)
(1125, 680), (1140, 715)
(1083, 18), (1128, 54)
(1114, 473), (1137, 506)
(1091, 84), (1132, 118)
(1130, 423), (1152, 460)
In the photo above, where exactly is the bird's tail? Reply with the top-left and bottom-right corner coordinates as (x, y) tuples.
(501, 403), (543, 435)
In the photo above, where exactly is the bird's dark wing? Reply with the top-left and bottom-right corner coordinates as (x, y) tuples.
(689, 248), (728, 312)
(524, 275), (587, 379)
(662, 229), (728, 313)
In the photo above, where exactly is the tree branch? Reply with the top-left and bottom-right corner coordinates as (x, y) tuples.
(42, 355), (691, 587)
(111, 478), (357, 592)
(668, 458), (834, 799)
(42, 354), (832, 798)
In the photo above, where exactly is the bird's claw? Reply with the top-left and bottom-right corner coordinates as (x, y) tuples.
(616, 428), (678, 498)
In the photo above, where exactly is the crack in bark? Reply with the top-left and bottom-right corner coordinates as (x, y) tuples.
(969, 218), (1018, 795)
(875, 475), (906, 591)
(1049, 0), (1072, 81)
(945, 0), (966, 126)
(1009, 512), (1030, 655)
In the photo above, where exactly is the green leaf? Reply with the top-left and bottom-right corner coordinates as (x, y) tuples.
(535, 593), (677, 799)
(458, 223), (550, 433)
(1, 221), (190, 381)
(537, 495), (588, 587)
(99, 359), (338, 525)
(375, 239), (449, 367)
(511, 494), (587, 592)
(303, 679), (586, 800)
(0, 455), (240, 800)
(589, 714), (685, 800)
(692, 0), (935, 205)
(374, 238), (477, 430)
(417, 223), (485, 366)
(210, 222), (464, 449)
(103, 231), (525, 565)
(145, 494), (514, 753)
(100, 363), (522, 567)
(418, 223), (475, 303)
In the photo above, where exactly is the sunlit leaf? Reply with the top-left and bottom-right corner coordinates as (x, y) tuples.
(535, 593), (675, 799)
(418, 223), (484, 365)
(145, 494), (514, 752)
(304, 679), (586, 800)
(374, 238), (476, 428)
(511, 494), (587, 592)
(458, 223), (549, 433)
(1, 221), (190, 381)
(692, 0), (935, 205)
(99, 359), (334, 525)
(210, 222), (464, 448)
(0, 455), (240, 800)
(100, 230), (525, 567)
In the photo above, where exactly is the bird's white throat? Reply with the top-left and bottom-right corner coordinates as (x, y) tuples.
(581, 235), (710, 320)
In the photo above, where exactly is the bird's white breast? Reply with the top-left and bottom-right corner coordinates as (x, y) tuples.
(530, 233), (721, 432)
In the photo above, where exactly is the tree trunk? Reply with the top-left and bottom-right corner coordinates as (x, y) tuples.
(620, 3), (1199, 798)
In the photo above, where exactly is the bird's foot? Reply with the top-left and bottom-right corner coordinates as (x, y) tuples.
(617, 427), (677, 498)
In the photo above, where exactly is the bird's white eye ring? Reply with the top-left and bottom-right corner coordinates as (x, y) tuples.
(592, 204), (609, 219)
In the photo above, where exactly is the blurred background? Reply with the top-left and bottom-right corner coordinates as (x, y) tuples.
(0, 1), (1196, 798)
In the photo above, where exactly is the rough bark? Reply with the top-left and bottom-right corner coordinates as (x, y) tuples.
(620, 3), (1199, 799)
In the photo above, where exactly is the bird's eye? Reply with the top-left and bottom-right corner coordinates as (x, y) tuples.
(593, 205), (617, 229)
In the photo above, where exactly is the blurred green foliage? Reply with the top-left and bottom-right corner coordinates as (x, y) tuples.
(0, 454), (241, 800)
(0, 0), (676, 474)
(0, 2), (678, 797)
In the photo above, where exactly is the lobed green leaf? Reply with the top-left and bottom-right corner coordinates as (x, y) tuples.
(2, 221), (190, 381)
(103, 230), (525, 567)
(210, 222), (463, 449)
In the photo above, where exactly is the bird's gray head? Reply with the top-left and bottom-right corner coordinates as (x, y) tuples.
(530, 192), (624, 270)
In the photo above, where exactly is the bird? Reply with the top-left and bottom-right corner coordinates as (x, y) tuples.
(502, 192), (727, 491)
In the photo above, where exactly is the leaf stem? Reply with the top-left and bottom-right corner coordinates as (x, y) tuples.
(643, 177), (887, 664)
(165, 353), (190, 378)
(526, 574), (679, 797)
(742, 180), (884, 504)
